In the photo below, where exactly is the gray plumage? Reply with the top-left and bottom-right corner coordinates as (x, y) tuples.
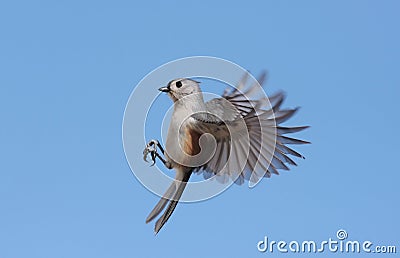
(144, 73), (309, 234)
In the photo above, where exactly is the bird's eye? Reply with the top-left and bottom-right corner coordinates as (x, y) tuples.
(176, 81), (182, 88)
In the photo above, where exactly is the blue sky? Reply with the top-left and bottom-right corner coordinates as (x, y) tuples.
(1, 1), (399, 257)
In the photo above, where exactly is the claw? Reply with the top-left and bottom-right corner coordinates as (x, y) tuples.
(143, 140), (159, 166)
(143, 146), (151, 162)
(150, 151), (156, 166)
(143, 148), (149, 162)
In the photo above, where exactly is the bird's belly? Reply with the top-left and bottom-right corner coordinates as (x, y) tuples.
(165, 122), (201, 167)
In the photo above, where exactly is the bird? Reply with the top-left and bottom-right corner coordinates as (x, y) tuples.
(143, 72), (309, 234)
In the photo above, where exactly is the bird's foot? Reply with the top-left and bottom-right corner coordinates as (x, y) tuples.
(143, 140), (159, 166)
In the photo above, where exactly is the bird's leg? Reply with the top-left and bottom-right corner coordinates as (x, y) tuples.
(143, 139), (171, 168)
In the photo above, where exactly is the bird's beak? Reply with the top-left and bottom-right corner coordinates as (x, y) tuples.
(158, 86), (170, 93)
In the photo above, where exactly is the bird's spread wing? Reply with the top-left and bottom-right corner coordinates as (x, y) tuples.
(191, 73), (309, 185)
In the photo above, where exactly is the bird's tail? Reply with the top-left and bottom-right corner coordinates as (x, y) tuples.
(146, 170), (192, 234)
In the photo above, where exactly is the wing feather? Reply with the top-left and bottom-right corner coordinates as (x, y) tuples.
(191, 73), (309, 184)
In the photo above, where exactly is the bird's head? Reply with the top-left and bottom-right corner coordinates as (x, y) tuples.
(159, 78), (201, 102)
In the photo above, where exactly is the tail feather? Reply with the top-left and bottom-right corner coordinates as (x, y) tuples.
(154, 171), (191, 234)
(145, 182), (177, 223)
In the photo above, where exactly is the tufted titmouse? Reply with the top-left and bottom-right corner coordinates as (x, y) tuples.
(143, 73), (309, 234)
